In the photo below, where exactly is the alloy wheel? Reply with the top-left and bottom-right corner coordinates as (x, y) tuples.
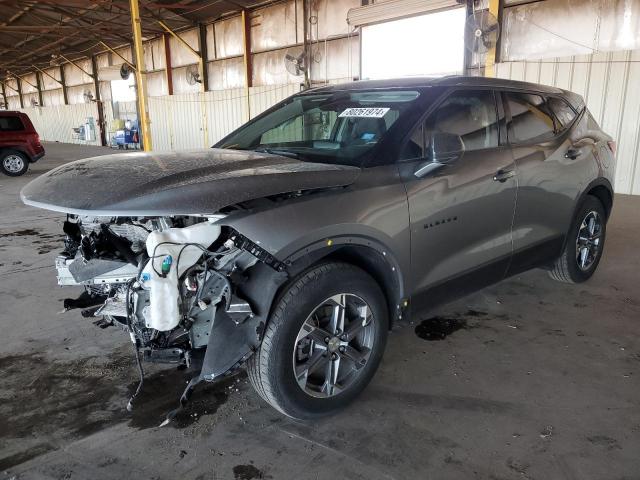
(292, 293), (375, 398)
(3, 154), (25, 173)
(575, 210), (602, 271)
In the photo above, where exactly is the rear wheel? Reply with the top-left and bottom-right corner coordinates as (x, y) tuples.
(247, 262), (388, 419)
(549, 195), (607, 283)
(0, 150), (29, 176)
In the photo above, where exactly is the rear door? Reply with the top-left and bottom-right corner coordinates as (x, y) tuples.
(502, 91), (589, 274)
(0, 114), (28, 149)
(397, 88), (517, 309)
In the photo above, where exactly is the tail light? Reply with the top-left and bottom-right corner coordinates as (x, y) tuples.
(607, 140), (616, 156)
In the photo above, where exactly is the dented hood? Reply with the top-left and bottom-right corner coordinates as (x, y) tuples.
(21, 148), (361, 216)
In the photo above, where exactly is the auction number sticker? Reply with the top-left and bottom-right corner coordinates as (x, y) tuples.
(339, 107), (390, 118)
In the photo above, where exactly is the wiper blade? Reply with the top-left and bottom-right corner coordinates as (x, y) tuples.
(253, 147), (300, 159)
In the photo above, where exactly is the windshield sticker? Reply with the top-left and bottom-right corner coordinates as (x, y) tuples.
(339, 107), (390, 118)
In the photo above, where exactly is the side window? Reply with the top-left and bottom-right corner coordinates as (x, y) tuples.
(398, 90), (498, 161)
(505, 92), (556, 143)
(426, 90), (499, 154)
(0, 116), (24, 132)
(547, 96), (577, 129)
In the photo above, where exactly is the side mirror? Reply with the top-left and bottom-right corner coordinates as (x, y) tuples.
(414, 132), (464, 178)
(428, 131), (464, 164)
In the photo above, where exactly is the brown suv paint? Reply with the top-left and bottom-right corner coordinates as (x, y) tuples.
(21, 77), (615, 420)
(0, 111), (45, 176)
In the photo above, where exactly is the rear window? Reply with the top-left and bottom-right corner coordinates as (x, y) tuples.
(505, 92), (556, 143)
(548, 97), (577, 129)
(0, 116), (24, 131)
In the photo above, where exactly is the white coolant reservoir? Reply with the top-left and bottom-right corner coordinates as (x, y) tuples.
(141, 221), (221, 331)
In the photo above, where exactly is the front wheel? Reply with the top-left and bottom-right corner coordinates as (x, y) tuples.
(0, 150), (29, 176)
(247, 262), (388, 419)
(549, 195), (607, 283)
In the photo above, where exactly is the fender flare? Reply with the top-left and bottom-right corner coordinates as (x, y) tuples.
(283, 234), (407, 326)
(578, 177), (614, 217)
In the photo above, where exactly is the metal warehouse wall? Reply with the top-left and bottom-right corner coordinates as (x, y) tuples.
(495, 49), (640, 195)
(13, 103), (102, 146)
(147, 84), (300, 151)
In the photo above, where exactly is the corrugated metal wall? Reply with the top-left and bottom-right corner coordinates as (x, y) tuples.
(495, 49), (640, 195)
(147, 83), (300, 151)
(14, 103), (101, 145)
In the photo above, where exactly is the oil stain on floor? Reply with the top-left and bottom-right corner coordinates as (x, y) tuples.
(415, 309), (489, 341)
(0, 349), (239, 470)
(127, 368), (240, 429)
(0, 229), (63, 254)
(233, 464), (268, 480)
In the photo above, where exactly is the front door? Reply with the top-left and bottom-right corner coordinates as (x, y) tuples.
(397, 89), (517, 311)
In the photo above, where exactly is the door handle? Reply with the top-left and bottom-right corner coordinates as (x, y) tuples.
(565, 148), (582, 160)
(493, 169), (515, 182)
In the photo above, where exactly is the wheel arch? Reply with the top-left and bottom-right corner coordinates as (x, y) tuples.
(584, 178), (613, 219)
(0, 146), (31, 161)
(282, 237), (407, 328)
(556, 177), (613, 256)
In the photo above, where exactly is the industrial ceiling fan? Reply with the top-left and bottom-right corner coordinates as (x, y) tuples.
(185, 65), (202, 86)
(284, 48), (306, 77)
(465, 9), (500, 54)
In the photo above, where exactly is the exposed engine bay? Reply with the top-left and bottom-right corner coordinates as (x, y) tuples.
(57, 214), (287, 420)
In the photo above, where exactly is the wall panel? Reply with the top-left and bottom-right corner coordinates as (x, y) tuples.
(15, 103), (100, 145)
(170, 28), (200, 67)
(215, 16), (244, 58)
(208, 57), (245, 90)
(41, 68), (62, 90)
(251, 1), (298, 52)
(147, 84), (299, 151)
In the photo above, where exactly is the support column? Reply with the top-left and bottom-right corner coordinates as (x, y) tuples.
(241, 9), (252, 119)
(484, 0), (501, 78)
(1, 82), (6, 109)
(16, 77), (24, 109)
(91, 55), (107, 146)
(463, 0), (474, 76)
(302, 0), (311, 89)
(35, 72), (44, 107)
(163, 33), (173, 95)
(198, 23), (209, 92)
(59, 65), (69, 105)
(130, 0), (152, 151)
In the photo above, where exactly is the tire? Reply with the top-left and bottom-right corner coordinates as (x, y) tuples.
(247, 261), (388, 419)
(549, 195), (607, 283)
(0, 150), (29, 176)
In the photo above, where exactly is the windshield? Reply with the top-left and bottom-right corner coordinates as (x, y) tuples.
(216, 90), (421, 166)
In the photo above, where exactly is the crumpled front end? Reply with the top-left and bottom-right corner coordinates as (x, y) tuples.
(57, 213), (287, 418)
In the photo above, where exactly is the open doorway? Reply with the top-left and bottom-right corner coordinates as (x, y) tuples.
(361, 7), (466, 80)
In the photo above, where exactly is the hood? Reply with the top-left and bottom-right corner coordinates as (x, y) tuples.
(21, 148), (361, 216)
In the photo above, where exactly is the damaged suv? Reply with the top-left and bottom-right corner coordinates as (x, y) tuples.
(21, 77), (615, 420)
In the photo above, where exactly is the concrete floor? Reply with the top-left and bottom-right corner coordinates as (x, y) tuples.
(1, 142), (639, 480)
